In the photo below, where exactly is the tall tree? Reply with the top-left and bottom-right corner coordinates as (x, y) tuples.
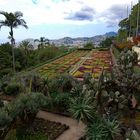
(19, 41), (34, 56)
(34, 37), (50, 49)
(0, 11), (28, 72)
(118, 2), (140, 37)
(19, 41), (34, 68)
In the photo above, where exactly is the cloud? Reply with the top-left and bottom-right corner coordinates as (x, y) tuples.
(52, 0), (70, 3)
(32, 0), (39, 4)
(100, 4), (129, 27)
(0, 0), (136, 26)
(64, 6), (95, 21)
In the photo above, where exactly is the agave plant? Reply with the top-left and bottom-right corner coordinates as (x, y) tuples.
(86, 117), (120, 140)
(69, 92), (95, 123)
(126, 130), (140, 140)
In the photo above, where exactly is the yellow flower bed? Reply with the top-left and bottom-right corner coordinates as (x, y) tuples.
(73, 71), (83, 77)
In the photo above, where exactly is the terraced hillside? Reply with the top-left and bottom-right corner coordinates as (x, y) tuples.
(38, 50), (90, 78)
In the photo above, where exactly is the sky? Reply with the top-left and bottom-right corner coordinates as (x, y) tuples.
(0, 0), (138, 42)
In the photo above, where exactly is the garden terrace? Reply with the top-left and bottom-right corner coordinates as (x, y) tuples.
(37, 49), (113, 80)
(37, 50), (90, 78)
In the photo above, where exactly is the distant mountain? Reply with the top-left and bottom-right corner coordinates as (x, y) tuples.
(105, 32), (117, 37)
(20, 31), (117, 48)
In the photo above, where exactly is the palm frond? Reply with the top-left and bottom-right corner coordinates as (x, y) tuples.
(0, 11), (7, 16)
(14, 11), (23, 18)
(13, 19), (28, 28)
(0, 21), (9, 29)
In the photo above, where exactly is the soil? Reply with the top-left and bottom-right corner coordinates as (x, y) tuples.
(0, 94), (15, 102)
(32, 118), (69, 140)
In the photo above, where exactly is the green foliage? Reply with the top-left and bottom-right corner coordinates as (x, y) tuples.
(38, 47), (64, 62)
(16, 132), (48, 140)
(0, 100), (4, 108)
(70, 83), (83, 98)
(4, 83), (22, 96)
(0, 42), (68, 78)
(87, 118), (120, 140)
(100, 37), (115, 47)
(0, 109), (12, 128)
(52, 93), (71, 112)
(84, 42), (94, 49)
(34, 37), (49, 49)
(117, 29), (127, 43)
(118, 2), (140, 38)
(0, 11), (28, 72)
(69, 93), (95, 122)
(113, 48), (140, 94)
(17, 93), (47, 115)
(99, 49), (140, 120)
(0, 92), (47, 129)
(126, 130), (140, 140)
(5, 130), (48, 140)
(49, 74), (75, 93)
(0, 43), (13, 77)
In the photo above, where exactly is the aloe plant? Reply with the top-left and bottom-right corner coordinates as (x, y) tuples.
(87, 117), (120, 140)
(69, 92), (95, 123)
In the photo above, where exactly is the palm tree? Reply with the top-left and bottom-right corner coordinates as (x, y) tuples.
(19, 41), (34, 68)
(19, 41), (34, 56)
(34, 37), (50, 49)
(0, 11), (28, 72)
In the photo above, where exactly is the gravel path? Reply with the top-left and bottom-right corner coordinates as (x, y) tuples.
(37, 111), (86, 140)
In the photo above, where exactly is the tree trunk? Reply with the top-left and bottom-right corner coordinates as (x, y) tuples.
(10, 26), (16, 73)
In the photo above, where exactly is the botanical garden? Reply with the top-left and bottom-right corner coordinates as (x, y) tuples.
(1, 1), (140, 140)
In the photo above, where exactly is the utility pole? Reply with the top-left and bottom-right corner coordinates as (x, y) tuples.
(136, 0), (140, 36)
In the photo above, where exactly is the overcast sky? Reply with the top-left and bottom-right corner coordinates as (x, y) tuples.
(0, 0), (138, 42)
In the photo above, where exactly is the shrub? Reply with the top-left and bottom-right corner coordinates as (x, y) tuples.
(53, 93), (70, 112)
(0, 100), (4, 108)
(17, 93), (47, 126)
(86, 117), (120, 140)
(0, 108), (13, 140)
(4, 83), (22, 96)
(0, 109), (12, 128)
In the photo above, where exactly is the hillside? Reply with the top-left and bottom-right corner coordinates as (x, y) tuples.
(22, 32), (117, 48)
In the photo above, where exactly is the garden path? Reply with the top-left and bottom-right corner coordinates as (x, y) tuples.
(37, 111), (86, 140)
(69, 50), (92, 75)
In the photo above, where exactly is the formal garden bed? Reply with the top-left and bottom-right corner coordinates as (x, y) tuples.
(33, 118), (69, 140)
(73, 50), (112, 79)
(38, 50), (90, 78)
(5, 118), (69, 140)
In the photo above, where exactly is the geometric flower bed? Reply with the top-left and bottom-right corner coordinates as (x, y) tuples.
(38, 50), (89, 78)
(73, 50), (113, 80)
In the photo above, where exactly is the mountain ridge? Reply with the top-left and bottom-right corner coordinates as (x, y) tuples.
(22, 31), (117, 48)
